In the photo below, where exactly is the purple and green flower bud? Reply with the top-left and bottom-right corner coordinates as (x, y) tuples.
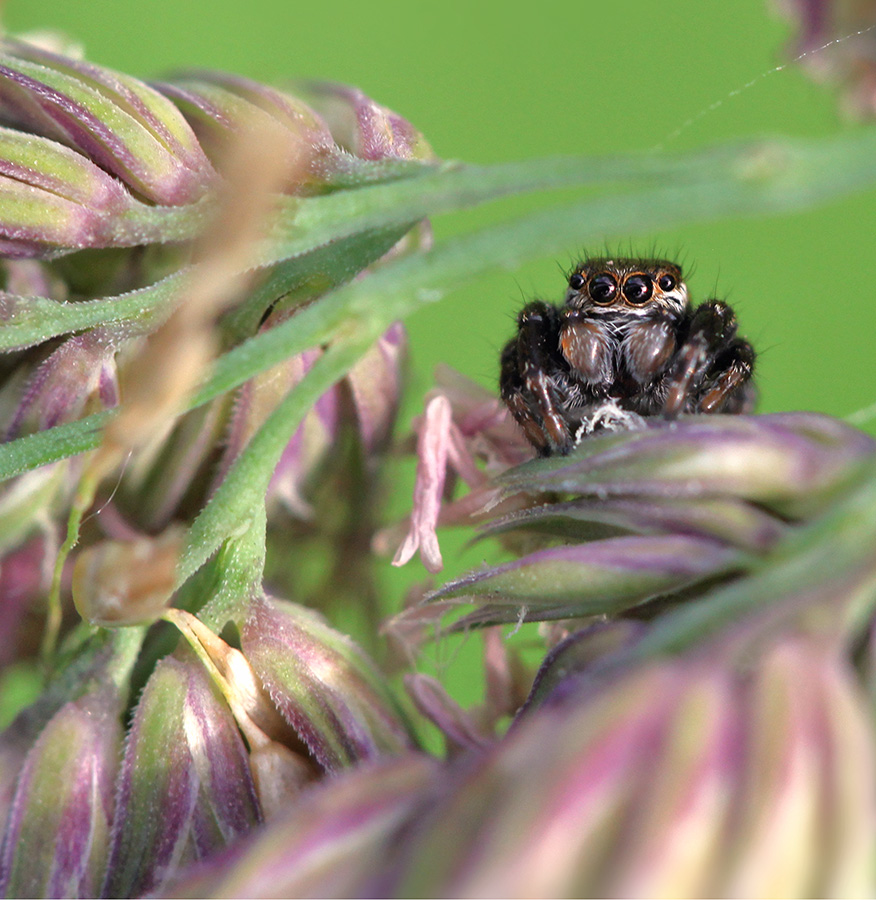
(102, 656), (261, 898)
(386, 637), (876, 898)
(4, 328), (119, 439)
(241, 594), (417, 771)
(221, 347), (339, 519)
(0, 38), (221, 257)
(715, 640), (873, 897)
(393, 389), (876, 635)
(496, 413), (874, 520)
(0, 328), (120, 565)
(427, 534), (743, 623)
(153, 71), (338, 190)
(483, 492), (789, 553)
(164, 755), (438, 899)
(0, 688), (122, 899)
(154, 72), (434, 192)
(0, 38), (215, 205)
(293, 80), (435, 162)
(0, 126), (137, 258)
(162, 608), (317, 818)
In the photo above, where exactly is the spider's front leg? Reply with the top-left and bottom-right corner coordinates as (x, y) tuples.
(663, 299), (755, 417)
(500, 301), (576, 455)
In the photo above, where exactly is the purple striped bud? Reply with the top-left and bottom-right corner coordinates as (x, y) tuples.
(482, 493), (789, 553)
(163, 755), (437, 898)
(0, 38), (214, 205)
(0, 688), (121, 898)
(497, 413), (874, 520)
(0, 38), (221, 258)
(102, 656), (261, 897)
(0, 127), (135, 257)
(294, 81), (435, 161)
(386, 637), (876, 897)
(221, 347), (339, 518)
(155, 72), (434, 194)
(241, 594), (417, 772)
(4, 329), (118, 439)
(429, 535), (742, 616)
(393, 386), (876, 634)
(153, 71), (336, 190)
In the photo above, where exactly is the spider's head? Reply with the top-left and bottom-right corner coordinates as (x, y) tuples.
(565, 258), (688, 316)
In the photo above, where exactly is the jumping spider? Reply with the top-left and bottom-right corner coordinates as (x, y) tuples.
(500, 257), (755, 456)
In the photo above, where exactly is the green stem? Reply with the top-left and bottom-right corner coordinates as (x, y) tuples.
(41, 461), (101, 665)
(116, 195), (215, 244)
(177, 331), (376, 586)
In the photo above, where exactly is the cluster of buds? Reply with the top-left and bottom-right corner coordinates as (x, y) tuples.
(0, 33), (429, 896)
(389, 369), (875, 633)
(143, 624), (876, 897)
(375, 369), (876, 895)
(0, 34), (431, 658)
(0, 593), (419, 897)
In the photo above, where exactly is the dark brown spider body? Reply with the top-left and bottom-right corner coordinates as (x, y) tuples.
(500, 257), (755, 455)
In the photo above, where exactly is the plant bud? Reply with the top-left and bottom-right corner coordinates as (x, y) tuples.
(102, 656), (261, 897)
(498, 413), (875, 520)
(386, 637), (876, 898)
(164, 755), (437, 898)
(222, 347), (339, 518)
(0, 688), (121, 899)
(4, 329), (118, 439)
(294, 81), (434, 161)
(241, 594), (417, 771)
(0, 38), (214, 206)
(154, 71), (337, 190)
(427, 534), (742, 621)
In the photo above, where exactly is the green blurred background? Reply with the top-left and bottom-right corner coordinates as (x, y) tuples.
(4, 0), (876, 707)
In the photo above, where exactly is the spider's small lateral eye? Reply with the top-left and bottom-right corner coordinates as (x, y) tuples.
(623, 274), (654, 305)
(588, 273), (618, 304)
(657, 273), (676, 292)
(569, 272), (585, 290)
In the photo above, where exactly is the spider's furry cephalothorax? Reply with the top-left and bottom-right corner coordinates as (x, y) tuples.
(499, 257), (756, 456)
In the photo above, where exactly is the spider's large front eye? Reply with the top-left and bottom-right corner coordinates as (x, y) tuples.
(589, 273), (618, 304)
(623, 274), (653, 305)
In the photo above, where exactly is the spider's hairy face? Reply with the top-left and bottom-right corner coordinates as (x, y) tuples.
(499, 255), (756, 456)
(565, 258), (689, 319)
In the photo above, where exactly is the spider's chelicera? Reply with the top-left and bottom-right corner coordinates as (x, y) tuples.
(500, 257), (756, 455)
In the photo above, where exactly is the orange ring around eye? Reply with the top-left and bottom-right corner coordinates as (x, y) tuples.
(622, 273), (653, 305)
(657, 272), (676, 292)
(588, 273), (618, 305)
